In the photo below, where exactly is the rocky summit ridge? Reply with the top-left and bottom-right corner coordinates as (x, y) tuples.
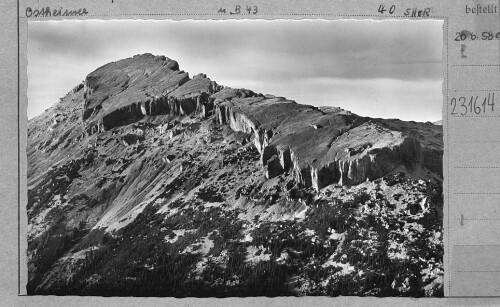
(81, 53), (442, 191)
(27, 53), (444, 296)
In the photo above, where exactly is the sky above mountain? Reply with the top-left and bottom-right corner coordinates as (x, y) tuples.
(28, 19), (443, 122)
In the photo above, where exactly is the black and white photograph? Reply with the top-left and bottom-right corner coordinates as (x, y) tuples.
(26, 19), (444, 297)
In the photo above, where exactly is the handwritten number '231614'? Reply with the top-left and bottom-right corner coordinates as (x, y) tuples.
(450, 93), (495, 116)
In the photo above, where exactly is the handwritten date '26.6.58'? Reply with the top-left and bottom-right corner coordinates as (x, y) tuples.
(450, 93), (495, 116)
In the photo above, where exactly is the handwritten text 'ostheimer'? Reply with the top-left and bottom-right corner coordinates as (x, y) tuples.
(25, 7), (89, 18)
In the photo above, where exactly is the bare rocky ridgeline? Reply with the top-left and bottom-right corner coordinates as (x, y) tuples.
(27, 53), (443, 296)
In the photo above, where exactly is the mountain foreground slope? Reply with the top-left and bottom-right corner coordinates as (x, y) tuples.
(27, 53), (444, 296)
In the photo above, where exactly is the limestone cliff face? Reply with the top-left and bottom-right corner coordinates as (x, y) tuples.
(82, 54), (222, 136)
(78, 53), (442, 191)
(210, 90), (440, 190)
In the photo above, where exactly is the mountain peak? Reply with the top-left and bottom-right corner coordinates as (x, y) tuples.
(27, 54), (444, 296)
(82, 54), (187, 126)
(44, 54), (444, 191)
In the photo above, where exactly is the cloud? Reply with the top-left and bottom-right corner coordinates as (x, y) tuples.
(27, 19), (443, 120)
